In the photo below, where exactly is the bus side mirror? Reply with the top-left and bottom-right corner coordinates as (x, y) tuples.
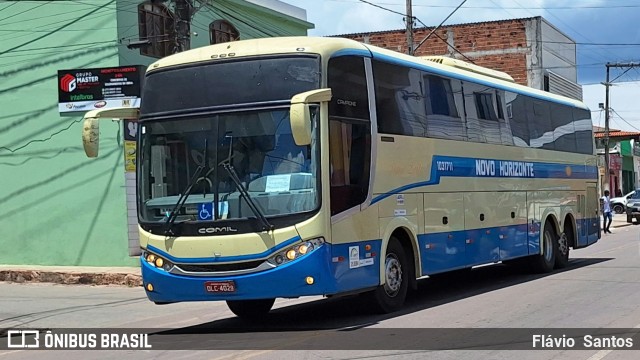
(290, 88), (331, 146)
(82, 118), (100, 158)
(81, 107), (140, 158)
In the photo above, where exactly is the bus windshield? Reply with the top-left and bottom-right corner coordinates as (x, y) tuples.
(138, 108), (320, 228)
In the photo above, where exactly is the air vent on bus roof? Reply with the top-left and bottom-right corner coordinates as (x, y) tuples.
(421, 56), (515, 83)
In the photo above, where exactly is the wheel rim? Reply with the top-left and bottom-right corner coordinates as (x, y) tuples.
(383, 253), (402, 298)
(558, 233), (569, 256)
(543, 230), (554, 263)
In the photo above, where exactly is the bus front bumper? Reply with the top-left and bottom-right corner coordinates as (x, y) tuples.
(141, 244), (334, 303)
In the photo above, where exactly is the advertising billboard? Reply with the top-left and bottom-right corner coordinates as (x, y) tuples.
(57, 65), (145, 114)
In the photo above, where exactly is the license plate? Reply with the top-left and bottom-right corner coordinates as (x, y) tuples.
(204, 281), (236, 293)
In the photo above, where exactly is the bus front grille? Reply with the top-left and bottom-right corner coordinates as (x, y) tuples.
(177, 260), (265, 272)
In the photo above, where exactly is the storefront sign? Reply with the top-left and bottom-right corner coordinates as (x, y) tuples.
(57, 65), (145, 114)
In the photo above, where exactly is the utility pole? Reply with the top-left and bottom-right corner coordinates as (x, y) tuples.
(603, 64), (610, 193)
(406, 0), (414, 55)
(175, 0), (193, 53)
(602, 62), (640, 194)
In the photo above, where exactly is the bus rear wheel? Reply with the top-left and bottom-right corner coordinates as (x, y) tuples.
(554, 231), (570, 269)
(530, 221), (557, 273)
(226, 298), (275, 320)
(366, 238), (409, 313)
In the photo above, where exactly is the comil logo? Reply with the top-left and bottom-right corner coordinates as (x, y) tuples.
(60, 74), (76, 93)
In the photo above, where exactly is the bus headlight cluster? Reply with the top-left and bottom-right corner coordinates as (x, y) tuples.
(267, 238), (324, 266)
(142, 250), (173, 272)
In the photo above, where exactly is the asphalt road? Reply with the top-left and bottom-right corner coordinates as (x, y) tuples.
(1, 226), (640, 359)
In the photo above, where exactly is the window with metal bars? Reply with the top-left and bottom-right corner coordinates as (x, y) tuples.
(138, 1), (175, 58)
(209, 19), (240, 45)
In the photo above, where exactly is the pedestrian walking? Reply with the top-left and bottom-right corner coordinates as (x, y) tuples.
(602, 190), (613, 234)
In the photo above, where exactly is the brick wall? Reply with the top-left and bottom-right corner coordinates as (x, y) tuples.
(341, 19), (532, 86)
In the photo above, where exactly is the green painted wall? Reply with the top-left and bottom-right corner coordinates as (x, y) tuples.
(0, 0), (133, 266)
(620, 140), (632, 157)
(0, 0), (311, 267)
(116, 0), (312, 67)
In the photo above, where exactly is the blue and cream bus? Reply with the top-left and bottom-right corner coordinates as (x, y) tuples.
(82, 37), (599, 318)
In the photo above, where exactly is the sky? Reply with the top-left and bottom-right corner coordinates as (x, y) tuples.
(282, 0), (640, 130)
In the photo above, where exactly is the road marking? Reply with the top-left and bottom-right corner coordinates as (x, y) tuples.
(0, 350), (24, 357)
(210, 350), (254, 360)
(586, 349), (612, 360)
(585, 323), (640, 360)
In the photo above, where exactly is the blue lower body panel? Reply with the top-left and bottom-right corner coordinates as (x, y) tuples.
(576, 217), (600, 247)
(142, 244), (335, 303)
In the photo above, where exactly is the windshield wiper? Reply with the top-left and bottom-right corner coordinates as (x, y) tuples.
(221, 161), (274, 232)
(164, 139), (209, 235)
(220, 133), (274, 232)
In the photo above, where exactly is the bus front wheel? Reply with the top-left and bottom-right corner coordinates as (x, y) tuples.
(226, 298), (275, 320)
(366, 238), (409, 313)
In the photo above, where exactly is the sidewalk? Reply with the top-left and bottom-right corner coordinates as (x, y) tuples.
(611, 214), (634, 229)
(0, 265), (141, 287)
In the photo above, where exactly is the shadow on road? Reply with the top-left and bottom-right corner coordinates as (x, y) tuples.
(157, 257), (612, 335)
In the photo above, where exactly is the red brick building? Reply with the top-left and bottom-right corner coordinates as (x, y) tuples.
(336, 16), (582, 100)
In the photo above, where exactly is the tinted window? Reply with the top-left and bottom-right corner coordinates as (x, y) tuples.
(371, 60), (592, 154)
(328, 56), (370, 120)
(141, 56), (320, 116)
(374, 61), (426, 136)
(425, 75), (458, 117)
(328, 56), (372, 215)
(373, 60), (464, 139)
(475, 92), (498, 120)
(573, 107), (594, 154)
(464, 82), (510, 144)
(506, 91), (593, 155)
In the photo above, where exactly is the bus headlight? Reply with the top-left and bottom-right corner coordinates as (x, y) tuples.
(142, 250), (173, 272)
(267, 238), (324, 267)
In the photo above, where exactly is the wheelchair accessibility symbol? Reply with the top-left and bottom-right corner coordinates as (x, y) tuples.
(198, 203), (213, 220)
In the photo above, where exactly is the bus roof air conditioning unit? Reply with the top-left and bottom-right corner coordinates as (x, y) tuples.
(421, 56), (515, 83)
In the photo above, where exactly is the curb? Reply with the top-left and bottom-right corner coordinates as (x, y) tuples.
(0, 270), (142, 287)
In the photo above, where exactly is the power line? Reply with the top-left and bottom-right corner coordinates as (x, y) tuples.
(329, 0), (640, 10)
(0, 44), (114, 78)
(0, 40), (116, 55)
(0, 1), (137, 43)
(0, 118), (83, 154)
(0, 0), (51, 22)
(357, 0), (405, 16)
(413, 0), (468, 53)
(611, 67), (634, 83)
(413, 18), (475, 63)
(611, 108), (640, 132)
(0, 0), (116, 56)
(0, 2), (18, 13)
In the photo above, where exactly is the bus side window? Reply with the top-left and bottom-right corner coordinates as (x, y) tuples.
(328, 55), (371, 216)
(329, 120), (371, 215)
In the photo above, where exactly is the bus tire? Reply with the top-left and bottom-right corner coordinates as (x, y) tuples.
(226, 298), (275, 320)
(530, 221), (557, 273)
(367, 238), (409, 313)
(555, 231), (570, 269)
